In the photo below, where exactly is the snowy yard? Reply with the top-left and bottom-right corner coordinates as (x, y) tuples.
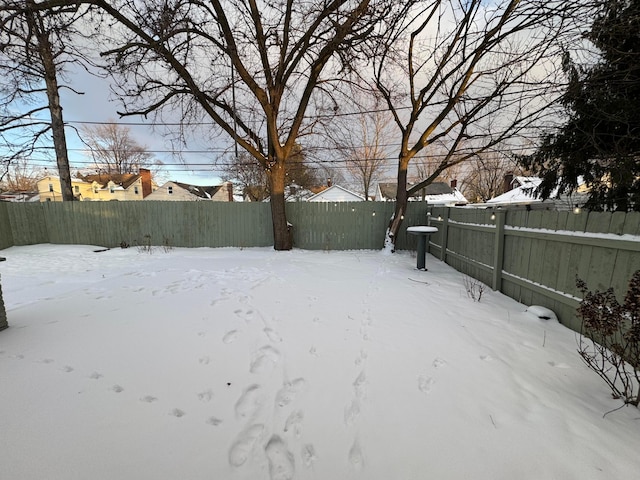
(0, 244), (639, 480)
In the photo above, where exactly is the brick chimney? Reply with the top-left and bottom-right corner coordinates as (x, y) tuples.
(226, 181), (234, 202)
(450, 179), (457, 189)
(327, 177), (332, 187)
(140, 168), (152, 198)
(503, 172), (514, 193)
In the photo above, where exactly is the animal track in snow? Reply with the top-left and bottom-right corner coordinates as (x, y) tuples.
(344, 400), (361, 426)
(275, 378), (306, 407)
(111, 385), (124, 393)
(222, 330), (238, 344)
(265, 435), (295, 480)
(89, 372), (103, 380)
(264, 327), (283, 343)
(140, 395), (158, 403)
(418, 375), (435, 394)
(170, 408), (186, 418)
(353, 370), (367, 399)
(348, 439), (364, 470)
(228, 424), (264, 467)
(206, 417), (222, 426)
(61, 365), (74, 373)
(198, 356), (211, 365)
(250, 346), (280, 374)
(197, 389), (214, 402)
(284, 410), (304, 437)
(548, 361), (570, 369)
(234, 384), (264, 421)
(301, 444), (317, 468)
(432, 357), (447, 368)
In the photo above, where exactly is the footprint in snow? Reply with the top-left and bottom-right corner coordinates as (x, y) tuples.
(222, 330), (238, 344)
(140, 395), (158, 403)
(234, 384), (264, 421)
(432, 357), (447, 368)
(418, 375), (435, 394)
(170, 408), (186, 418)
(111, 385), (124, 393)
(348, 439), (364, 470)
(197, 389), (214, 402)
(229, 424), (264, 467)
(206, 417), (222, 426)
(264, 327), (283, 343)
(89, 372), (103, 380)
(250, 346), (280, 374)
(265, 435), (295, 480)
(301, 444), (317, 468)
(62, 365), (74, 373)
(548, 361), (571, 369)
(275, 378), (306, 407)
(284, 410), (304, 437)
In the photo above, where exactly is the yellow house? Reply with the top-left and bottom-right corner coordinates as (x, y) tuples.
(37, 169), (155, 202)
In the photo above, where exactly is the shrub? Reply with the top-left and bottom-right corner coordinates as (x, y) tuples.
(576, 271), (640, 406)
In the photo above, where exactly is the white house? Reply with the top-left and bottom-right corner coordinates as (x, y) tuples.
(307, 185), (365, 202)
(377, 181), (468, 205)
(486, 176), (589, 211)
(145, 181), (234, 201)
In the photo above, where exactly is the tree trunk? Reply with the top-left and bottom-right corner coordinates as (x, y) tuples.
(27, 3), (74, 202)
(386, 158), (409, 251)
(267, 161), (292, 251)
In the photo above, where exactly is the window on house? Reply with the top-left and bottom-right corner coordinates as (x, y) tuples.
(74, 186), (80, 193)
(110, 186), (115, 193)
(168, 186), (173, 195)
(48, 183), (53, 192)
(134, 186), (139, 195)
(93, 187), (98, 194)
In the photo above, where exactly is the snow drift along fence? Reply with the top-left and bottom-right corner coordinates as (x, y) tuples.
(426, 206), (640, 331)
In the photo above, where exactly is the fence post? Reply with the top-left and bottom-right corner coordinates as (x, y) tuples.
(439, 207), (450, 262)
(492, 210), (506, 291)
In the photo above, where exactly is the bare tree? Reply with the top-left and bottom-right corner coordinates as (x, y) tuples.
(0, 157), (42, 191)
(34, 0), (414, 249)
(221, 144), (323, 201)
(0, 1), (95, 201)
(372, 0), (584, 249)
(331, 108), (393, 200)
(81, 121), (157, 175)
(462, 150), (524, 202)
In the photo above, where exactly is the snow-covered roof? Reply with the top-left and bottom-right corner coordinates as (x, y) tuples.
(307, 185), (365, 202)
(487, 177), (543, 205)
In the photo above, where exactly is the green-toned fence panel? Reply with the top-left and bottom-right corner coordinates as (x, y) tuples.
(0, 203), (13, 249)
(7, 203), (48, 245)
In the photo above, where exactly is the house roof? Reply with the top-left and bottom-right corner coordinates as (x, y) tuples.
(486, 177), (543, 205)
(307, 185), (365, 202)
(377, 182), (468, 204)
(171, 181), (226, 199)
(81, 173), (142, 190)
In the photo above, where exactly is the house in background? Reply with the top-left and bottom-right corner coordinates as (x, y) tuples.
(145, 181), (234, 201)
(376, 181), (468, 205)
(307, 184), (364, 202)
(0, 191), (40, 202)
(37, 169), (155, 202)
(486, 175), (589, 211)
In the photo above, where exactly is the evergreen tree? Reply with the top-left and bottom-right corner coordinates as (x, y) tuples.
(521, 0), (640, 211)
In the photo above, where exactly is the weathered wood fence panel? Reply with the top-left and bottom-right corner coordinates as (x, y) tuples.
(428, 206), (640, 331)
(0, 201), (430, 251)
(0, 202), (13, 250)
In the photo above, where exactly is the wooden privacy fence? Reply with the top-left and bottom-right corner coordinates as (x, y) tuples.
(0, 201), (428, 251)
(426, 206), (640, 331)
(1, 201), (639, 331)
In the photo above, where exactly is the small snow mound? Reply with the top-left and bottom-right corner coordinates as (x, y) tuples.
(525, 305), (558, 322)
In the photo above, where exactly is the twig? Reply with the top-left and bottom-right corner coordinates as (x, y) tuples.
(489, 415), (497, 428)
(408, 278), (430, 285)
(603, 402), (626, 419)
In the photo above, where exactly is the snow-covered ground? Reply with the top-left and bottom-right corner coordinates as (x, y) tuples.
(0, 244), (638, 480)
